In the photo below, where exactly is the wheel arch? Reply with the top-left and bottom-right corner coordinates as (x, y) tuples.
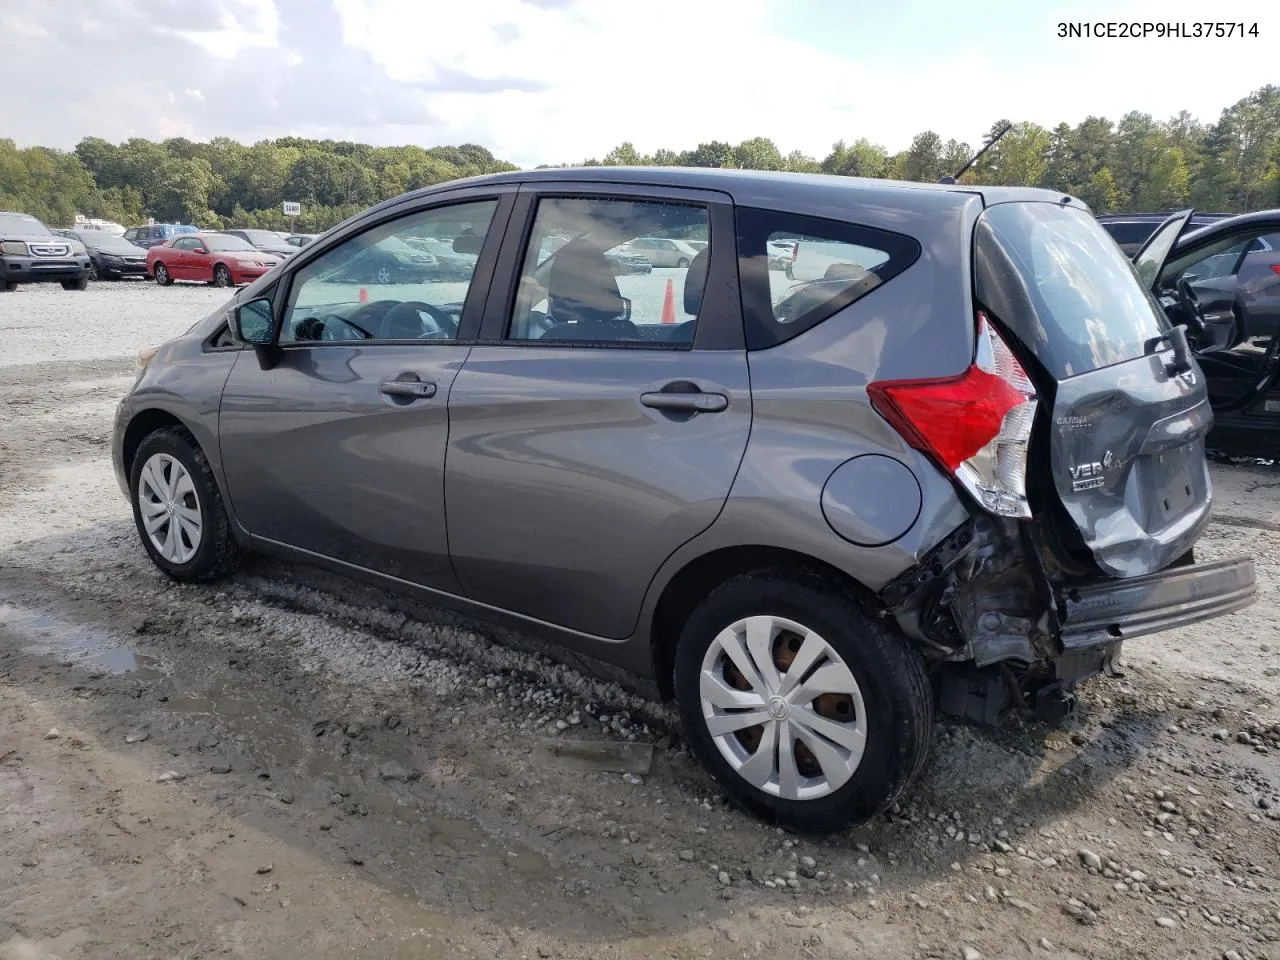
(121, 408), (197, 482)
(648, 544), (885, 701)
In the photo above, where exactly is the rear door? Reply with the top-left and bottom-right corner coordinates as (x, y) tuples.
(444, 183), (750, 640)
(974, 201), (1211, 578)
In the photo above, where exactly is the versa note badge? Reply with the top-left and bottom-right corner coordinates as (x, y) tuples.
(1069, 449), (1116, 492)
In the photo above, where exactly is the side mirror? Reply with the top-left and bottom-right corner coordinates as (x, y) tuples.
(452, 235), (483, 255)
(233, 297), (275, 344)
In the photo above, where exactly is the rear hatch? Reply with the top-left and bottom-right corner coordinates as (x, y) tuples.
(973, 201), (1212, 578)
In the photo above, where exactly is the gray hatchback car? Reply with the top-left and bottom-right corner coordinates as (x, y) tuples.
(113, 168), (1256, 831)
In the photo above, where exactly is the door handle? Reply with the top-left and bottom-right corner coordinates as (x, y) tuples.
(640, 389), (728, 414)
(379, 376), (437, 399)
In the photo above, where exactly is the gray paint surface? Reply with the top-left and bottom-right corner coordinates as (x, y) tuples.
(219, 344), (468, 591)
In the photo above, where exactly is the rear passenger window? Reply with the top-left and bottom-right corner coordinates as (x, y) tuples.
(736, 206), (920, 350)
(507, 197), (709, 346)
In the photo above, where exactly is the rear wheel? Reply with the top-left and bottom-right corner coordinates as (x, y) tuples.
(154, 263), (172, 286)
(61, 277), (89, 291)
(676, 257), (691, 268)
(674, 569), (933, 832)
(129, 426), (241, 582)
(212, 263), (233, 288)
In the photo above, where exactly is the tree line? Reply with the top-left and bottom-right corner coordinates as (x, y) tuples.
(1, 85), (1276, 233)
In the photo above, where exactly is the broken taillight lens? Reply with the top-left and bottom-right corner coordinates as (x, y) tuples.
(867, 311), (1038, 518)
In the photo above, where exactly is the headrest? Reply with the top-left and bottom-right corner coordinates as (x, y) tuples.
(683, 247), (710, 315)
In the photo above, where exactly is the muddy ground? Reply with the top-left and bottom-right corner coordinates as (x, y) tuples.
(1, 282), (1279, 960)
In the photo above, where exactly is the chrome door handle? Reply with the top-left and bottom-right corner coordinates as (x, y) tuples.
(640, 391), (728, 413)
(379, 377), (437, 399)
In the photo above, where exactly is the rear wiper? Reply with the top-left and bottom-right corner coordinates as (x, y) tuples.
(1144, 324), (1193, 376)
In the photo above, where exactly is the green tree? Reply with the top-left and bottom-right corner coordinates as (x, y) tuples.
(733, 137), (784, 170)
(1078, 166), (1123, 213)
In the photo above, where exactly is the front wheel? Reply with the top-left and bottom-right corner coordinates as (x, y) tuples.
(674, 569), (933, 832)
(676, 257), (690, 268)
(154, 263), (172, 286)
(61, 277), (89, 291)
(212, 263), (233, 288)
(129, 426), (241, 582)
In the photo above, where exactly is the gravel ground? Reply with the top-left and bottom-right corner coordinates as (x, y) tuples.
(1, 283), (1279, 960)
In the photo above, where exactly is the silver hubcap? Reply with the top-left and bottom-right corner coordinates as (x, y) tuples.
(138, 453), (202, 564)
(700, 615), (867, 801)
(376, 266), (391, 283)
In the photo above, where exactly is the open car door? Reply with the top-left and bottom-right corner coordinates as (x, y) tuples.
(1142, 209), (1280, 416)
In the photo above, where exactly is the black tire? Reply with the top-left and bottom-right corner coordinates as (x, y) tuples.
(676, 257), (691, 268)
(88, 261), (100, 281)
(154, 262), (172, 286)
(673, 568), (933, 833)
(61, 277), (89, 291)
(129, 426), (241, 582)
(2, 281), (16, 292)
(212, 263), (233, 288)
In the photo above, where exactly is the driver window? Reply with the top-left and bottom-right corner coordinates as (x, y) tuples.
(506, 196), (709, 345)
(279, 199), (497, 344)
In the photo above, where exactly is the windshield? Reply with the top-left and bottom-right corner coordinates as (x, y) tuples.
(0, 212), (51, 236)
(88, 234), (141, 252)
(241, 230), (283, 245)
(974, 202), (1170, 379)
(205, 236), (256, 252)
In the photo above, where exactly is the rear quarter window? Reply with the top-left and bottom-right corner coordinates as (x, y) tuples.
(736, 206), (920, 350)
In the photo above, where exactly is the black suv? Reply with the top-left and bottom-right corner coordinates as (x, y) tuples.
(1096, 211), (1233, 257)
(0, 211), (92, 291)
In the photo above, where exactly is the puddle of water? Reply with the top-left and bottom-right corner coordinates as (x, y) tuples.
(0, 603), (163, 678)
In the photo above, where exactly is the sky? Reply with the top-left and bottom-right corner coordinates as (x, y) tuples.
(2, 0), (1277, 167)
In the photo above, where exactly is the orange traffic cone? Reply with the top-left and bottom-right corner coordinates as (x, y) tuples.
(660, 278), (676, 324)
(358, 287), (368, 303)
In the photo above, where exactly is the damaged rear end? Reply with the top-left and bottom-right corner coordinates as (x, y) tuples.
(873, 197), (1256, 724)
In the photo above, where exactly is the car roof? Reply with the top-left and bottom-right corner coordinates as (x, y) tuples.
(362, 166), (1085, 219)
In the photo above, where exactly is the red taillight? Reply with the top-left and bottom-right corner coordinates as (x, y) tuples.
(868, 312), (1038, 518)
(1270, 264), (1280, 276)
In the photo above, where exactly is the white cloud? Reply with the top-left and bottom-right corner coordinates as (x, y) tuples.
(330, 0), (1279, 165)
(165, 0), (281, 59)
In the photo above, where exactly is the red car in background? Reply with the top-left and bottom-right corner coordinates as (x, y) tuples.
(147, 232), (282, 288)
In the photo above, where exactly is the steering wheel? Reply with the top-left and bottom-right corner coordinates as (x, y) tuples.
(313, 313), (374, 341)
(1175, 277), (1208, 336)
(379, 300), (458, 339)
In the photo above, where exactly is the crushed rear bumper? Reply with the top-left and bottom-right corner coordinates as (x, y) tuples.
(1058, 556), (1256, 649)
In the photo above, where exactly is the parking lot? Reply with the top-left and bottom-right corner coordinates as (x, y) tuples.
(2, 281), (1279, 959)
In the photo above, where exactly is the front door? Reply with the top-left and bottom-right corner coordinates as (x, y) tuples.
(218, 192), (512, 591)
(444, 185), (750, 639)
